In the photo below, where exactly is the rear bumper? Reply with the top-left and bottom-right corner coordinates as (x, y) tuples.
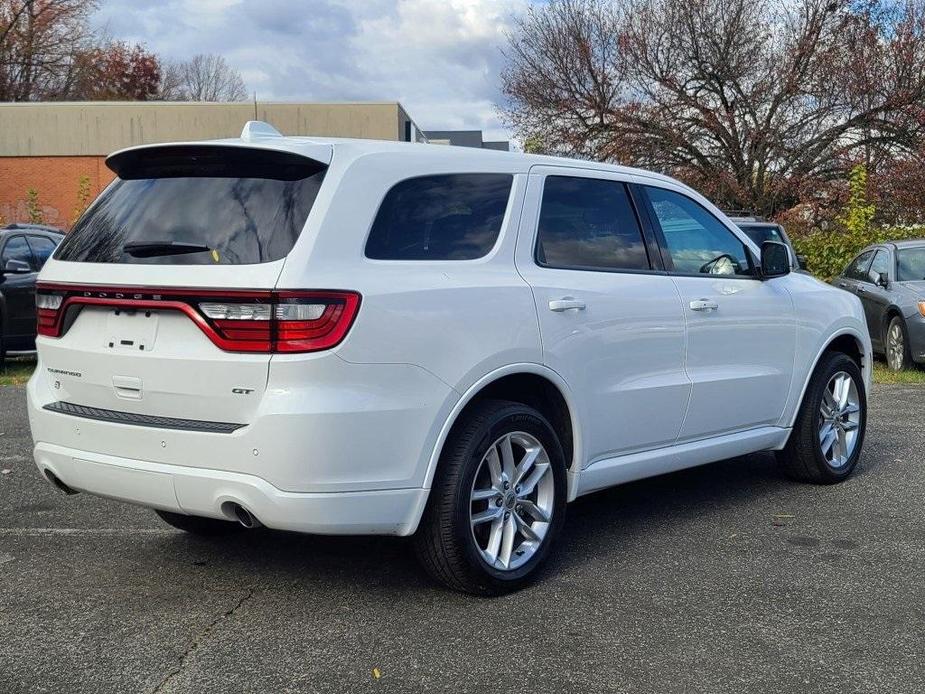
(34, 442), (429, 536)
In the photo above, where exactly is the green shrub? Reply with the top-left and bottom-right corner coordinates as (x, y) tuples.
(789, 164), (925, 280)
(26, 188), (43, 224)
(793, 225), (924, 281)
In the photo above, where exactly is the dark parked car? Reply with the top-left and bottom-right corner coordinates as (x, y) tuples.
(0, 224), (64, 361)
(832, 240), (925, 371)
(726, 215), (809, 272)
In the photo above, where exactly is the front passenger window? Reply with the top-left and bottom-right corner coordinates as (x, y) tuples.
(644, 187), (753, 277)
(1, 236), (34, 270)
(868, 250), (890, 283)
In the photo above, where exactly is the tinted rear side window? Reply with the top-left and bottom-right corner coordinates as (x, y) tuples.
(365, 174), (513, 260)
(55, 146), (326, 265)
(536, 176), (649, 271)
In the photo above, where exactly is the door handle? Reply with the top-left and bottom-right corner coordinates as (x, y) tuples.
(857, 286), (867, 294)
(689, 299), (719, 312)
(838, 282), (848, 288)
(548, 298), (586, 312)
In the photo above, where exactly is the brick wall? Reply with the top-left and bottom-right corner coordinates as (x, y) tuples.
(0, 156), (114, 229)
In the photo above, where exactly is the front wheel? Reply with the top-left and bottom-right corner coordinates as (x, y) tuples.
(414, 399), (568, 595)
(779, 352), (867, 484)
(885, 316), (912, 371)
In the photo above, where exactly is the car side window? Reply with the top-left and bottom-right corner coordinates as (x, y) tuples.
(1, 235), (34, 269)
(868, 250), (890, 283)
(644, 186), (753, 277)
(27, 235), (58, 270)
(365, 173), (513, 260)
(845, 250), (875, 281)
(535, 176), (650, 271)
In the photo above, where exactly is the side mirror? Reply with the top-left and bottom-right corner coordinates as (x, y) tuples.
(796, 254), (809, 270)
(876, 272), (890, 288)
(760, 241), (791, 279)
(3, 258), (32, 275)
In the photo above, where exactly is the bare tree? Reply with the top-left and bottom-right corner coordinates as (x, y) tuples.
(168, 53), (248, 102)
(0, 0), (98, 100)
(500, 0), (925, 214)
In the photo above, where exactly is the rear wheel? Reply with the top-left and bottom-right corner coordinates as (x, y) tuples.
(155, 509), (244, 536)
(885, 316), (912, 371)
(779, 352), (866, 484)
(414, 399), (567, 595)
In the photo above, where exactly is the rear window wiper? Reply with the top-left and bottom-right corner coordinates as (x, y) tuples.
(122, 241), (212, 258)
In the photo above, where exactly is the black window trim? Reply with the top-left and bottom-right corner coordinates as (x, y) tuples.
(530, 174), (667, 276)
(635, 184), (760, 281)
(362, 171), (516, 263)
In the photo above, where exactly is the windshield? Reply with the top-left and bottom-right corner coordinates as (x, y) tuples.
(896, 247), (925, 281)
(55, 146), (326, 265)
(737, 224), (785, 246)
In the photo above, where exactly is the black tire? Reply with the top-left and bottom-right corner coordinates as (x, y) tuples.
(885, 316), (913, 372)
(155, 509), (244, 536)
(779, 351), (866, 484)
(414, 399), (568, 596)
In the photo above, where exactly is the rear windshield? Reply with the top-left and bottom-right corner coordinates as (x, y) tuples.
(738, 224), (785, 246)
(55, 146), (326, 265)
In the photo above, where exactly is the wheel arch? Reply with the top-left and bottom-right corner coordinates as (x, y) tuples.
(881, 305), (905, 345)
(786, 329), (870, 429)
(421, 364), (582, 501)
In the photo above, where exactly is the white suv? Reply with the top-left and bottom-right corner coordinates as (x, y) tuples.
(28, 122), (871, 595)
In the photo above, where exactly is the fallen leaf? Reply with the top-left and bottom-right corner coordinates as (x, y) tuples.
(372, 668), (382, 680)
(1, 469), (10, 475)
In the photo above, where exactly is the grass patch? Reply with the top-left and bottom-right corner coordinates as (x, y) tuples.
(0, 355), (36, 386)
(872, 361), (925, 385)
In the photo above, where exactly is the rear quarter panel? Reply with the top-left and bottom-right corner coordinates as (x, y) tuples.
(276, 148), (542, 394)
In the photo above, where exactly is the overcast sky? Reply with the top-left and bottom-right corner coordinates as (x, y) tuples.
(93, 0), (529, 142)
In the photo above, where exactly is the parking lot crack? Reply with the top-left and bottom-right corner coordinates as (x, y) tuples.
(150, 587), (255, 694)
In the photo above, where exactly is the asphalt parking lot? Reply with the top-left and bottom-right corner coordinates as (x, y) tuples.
(1, 384), (924, 694)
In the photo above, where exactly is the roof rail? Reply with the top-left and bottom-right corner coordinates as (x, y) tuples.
(240, 120), (283, 142)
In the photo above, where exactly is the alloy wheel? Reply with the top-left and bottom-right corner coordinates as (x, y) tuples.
(818, 371), (862, 468)
(887, 322), (906, 371)
(469, 431), (554, 571)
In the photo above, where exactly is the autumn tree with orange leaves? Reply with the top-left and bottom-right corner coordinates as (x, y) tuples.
(501, 0), (925, 218)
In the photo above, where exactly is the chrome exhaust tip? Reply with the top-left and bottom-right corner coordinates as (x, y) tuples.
(230, 503), (262, 529)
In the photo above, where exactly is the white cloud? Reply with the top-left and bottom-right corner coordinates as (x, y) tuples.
(92, 0), (527, 142)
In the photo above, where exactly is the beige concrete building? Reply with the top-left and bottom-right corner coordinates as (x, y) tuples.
(0, 101), (425, 227)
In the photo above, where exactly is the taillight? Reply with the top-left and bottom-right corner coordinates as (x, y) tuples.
(34, 284), (361, 353)
(36, 291), (65, 337)
(273, 292), (360, 353)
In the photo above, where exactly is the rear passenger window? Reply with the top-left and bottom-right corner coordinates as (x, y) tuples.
(845, 251), (875, 281)
(365, 174), (513, 260)
(535, 177), (649, 271)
